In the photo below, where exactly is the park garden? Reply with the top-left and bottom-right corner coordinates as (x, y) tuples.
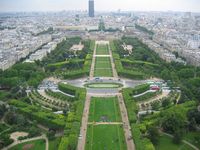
(0, 37), (92, 150)
(111, 37), (200, 150)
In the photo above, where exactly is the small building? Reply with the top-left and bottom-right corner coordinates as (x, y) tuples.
(70, 42), (84, 52)
(150, 85), (160, 91)
(122, 43), (133, 55)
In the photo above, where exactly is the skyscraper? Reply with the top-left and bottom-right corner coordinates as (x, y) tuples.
(89, 0), (94, 17)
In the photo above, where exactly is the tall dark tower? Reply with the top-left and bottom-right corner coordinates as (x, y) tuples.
(89, 0), (94, 17)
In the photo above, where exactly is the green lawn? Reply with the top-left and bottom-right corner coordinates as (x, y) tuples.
(96, 44), (109, 55)
(95, 57), (112, 68)
(49, 137), (61, 150)
(9, 139), (46, 150)
(155, 134), (195, 150)
(183, 131), (200, 149)
(85, 125), (127, 150)
(0, 91), (10, 101)
(89, 97), (121, 122)
(94, 57), (113, 77)
(85, 83), (123, 88)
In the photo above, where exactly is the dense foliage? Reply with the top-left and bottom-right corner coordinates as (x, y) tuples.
(0, 37), (92, 149)
(42, 38), (93, 79)
(58, 86), (86, 150)
(135, 24), (154, 35)
(122, 88), (155, 150)
(9, 99), (66, 129)
(112, 37), (200, 103)
(0, 63), (46, 89)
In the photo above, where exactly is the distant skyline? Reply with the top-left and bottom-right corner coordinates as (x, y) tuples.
(0, 0), (200, 12)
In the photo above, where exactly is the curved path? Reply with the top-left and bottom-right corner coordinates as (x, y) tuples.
(2, 134), (48, 150)
(163, 132), (199, 150)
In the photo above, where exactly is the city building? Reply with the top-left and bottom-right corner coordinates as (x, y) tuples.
(89, 0), (94, 17)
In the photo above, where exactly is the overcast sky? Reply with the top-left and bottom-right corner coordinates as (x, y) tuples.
(0, 0), (200, 12)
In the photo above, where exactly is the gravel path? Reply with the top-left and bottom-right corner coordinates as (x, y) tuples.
(77, 94), (91, 150)
(2, 134), (48, 150)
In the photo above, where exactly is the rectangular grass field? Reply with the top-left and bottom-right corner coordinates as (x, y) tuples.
(89, 97), (121, 122)
(96, 44), (109, 55)
(85, 125), (127, 150)
(94, 57), (113, 77)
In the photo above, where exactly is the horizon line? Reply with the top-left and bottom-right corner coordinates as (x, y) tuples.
(0, 10), (200, 13)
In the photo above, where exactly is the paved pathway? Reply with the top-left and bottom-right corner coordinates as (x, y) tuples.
(133, 90), (157, 98)
(118, 93), (136, 150)
(3, 134), (48, 150)
(77, 94), (91, 150)
(88, 122), (123, 125)
(89, 42), (96, 79)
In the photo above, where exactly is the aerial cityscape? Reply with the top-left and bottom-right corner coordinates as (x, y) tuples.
(0, 0), (200, 150)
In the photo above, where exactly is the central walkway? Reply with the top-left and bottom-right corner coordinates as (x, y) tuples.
(77, 41), (135, 150)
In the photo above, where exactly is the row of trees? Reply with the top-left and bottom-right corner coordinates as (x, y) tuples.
(45, 89), (75, 102)
(122, 88), (155, 150)
(58, 85), (86, 150)
(144, 101), (197, 144)
(0, 63), (46, 89)
(135, 24), (154, 35)
(9, 99), (66, 129)
(115, 37), (200, 148)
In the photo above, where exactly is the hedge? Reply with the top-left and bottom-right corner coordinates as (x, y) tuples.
(112, 51), (146, 79)
(122, 88), (155, 150)
(131, 124), (155, 150)
(62, 70), (88, 79)
(118, 70), (145, 79)
(121, 59), (159, 68)
(58, 85), (86, 150)
(132, 84), (150, 95)
(58, 83), (77, 96)
(134, 91), (161, 102)
(45, 89), (75, 102)
(122, 88), (138, 123)
(9, 100), (65, 129)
